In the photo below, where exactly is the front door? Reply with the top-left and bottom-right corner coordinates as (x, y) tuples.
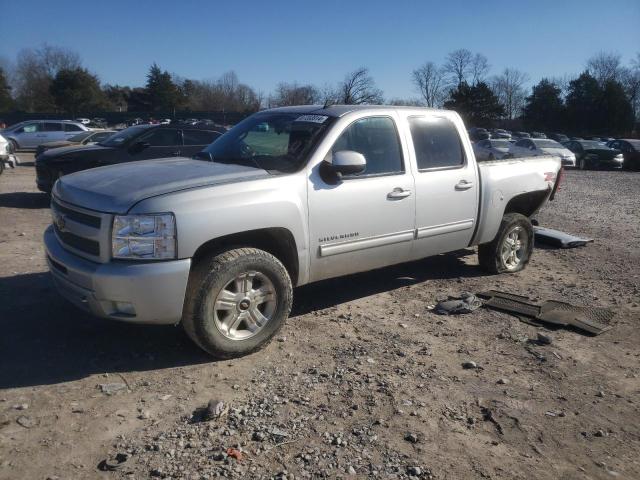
(16, 122), (42, 148)
(125, 128), (182, 163)
(405, 115), (479, 260)
(308, 115), (416, 282)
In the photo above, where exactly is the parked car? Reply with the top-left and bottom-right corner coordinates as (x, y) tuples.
(473, 138), (512, 161)
(531, 132), (547, 139)
(548, 133), (569, 144)
(509, 138), (576, 166)
(606, 139), (640, 170)
(44, 105), (561, 358)
(1, 120), (89, 151)
(75, 118), (91, 125)
(35, 123), (226, 193)
(0, 134), (12, 174)
(563, 140), (624, 170)
(468, 127), (490, 141)
(511, 131), (531, 139)
(36, 130), (116, 157)
(490, 129), (511, 139)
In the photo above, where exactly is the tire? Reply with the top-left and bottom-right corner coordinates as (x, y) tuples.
(488, 153), (495, 160)
(182, 248), (293, 358)
(478, 213), (534, 274)
(0, 160), (4, 176)
(578, 157), (586, 170)
(8, 139), (18, 153)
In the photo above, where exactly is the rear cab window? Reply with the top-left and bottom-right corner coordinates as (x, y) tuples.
(408, 116), (464, 170)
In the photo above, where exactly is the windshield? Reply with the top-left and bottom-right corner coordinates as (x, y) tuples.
(578, 140), (607, 149)
(68, 132), (93, 142)
(99, 125), (148, 147)
(533, 139), (562, 148)
(202, 112), (335, 173)
(490, 140), (511, 148)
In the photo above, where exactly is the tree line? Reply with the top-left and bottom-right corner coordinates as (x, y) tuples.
(0, 44), (638, 135)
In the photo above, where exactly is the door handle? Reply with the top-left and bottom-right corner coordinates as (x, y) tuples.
(387, 187), (412, 199)
(455, 180), (474, 190)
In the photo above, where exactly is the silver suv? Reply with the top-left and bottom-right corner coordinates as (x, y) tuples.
(2, 120), (90, 151)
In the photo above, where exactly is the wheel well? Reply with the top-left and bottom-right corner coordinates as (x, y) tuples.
(504, 190), (550, 218)
(191, 228), (299, 285)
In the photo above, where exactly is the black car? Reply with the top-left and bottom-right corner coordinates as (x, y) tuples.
(548, 133), (569, 143)
(607, 139), (640, 170)
(35, 130), (116, 157)
(563, 140), (624, 170)
(35, 123), (226, 193)
(468, 127), (490, 141)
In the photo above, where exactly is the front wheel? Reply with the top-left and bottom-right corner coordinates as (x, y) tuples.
(182, 248), (293, 358)
(578, 157), (586, 170)
(478, 213), (534, 274)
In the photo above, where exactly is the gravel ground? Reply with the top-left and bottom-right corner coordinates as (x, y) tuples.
(0, 157), (639, 480)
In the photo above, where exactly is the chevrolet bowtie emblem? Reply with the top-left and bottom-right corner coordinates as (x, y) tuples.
(55, 213), (67, 232)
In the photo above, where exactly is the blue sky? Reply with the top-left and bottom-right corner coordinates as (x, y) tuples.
(1, 0), (638, 99)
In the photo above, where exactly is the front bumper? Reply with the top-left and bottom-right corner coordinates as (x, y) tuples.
(44, 225), (191, 324)
(35, 162), (54, 193)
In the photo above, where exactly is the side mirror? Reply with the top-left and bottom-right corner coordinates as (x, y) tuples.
(129, 141), (150, 153)
(330, 150), (366, 176)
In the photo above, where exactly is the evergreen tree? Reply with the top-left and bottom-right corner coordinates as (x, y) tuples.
(146, 63), (184, 112)
(444, 81), (504, 126)
(523, 79), (565, 131)
(49, 67), (105, 115)
(0, 67), (14, 112)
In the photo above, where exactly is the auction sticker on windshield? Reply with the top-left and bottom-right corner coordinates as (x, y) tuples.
(295, 115), (329, 123)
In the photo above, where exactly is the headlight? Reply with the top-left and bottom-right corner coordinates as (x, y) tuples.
(112, 213), (176, 260)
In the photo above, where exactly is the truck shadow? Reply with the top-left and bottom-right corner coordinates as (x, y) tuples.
(0, 250), (482, 389)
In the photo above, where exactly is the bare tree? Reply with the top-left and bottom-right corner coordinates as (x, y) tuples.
(412, 62), (445, 107)
(338, 68), (384, 105)
(586, 52), (623, 85)
(444, 49), (473, 86)
(470, 53), (490, 84)
(490, 68), (529, 119)
(14, 44), (82, 112)
(386, 98), (423, 106)
(548, 73), (576, 100)
(269, 82), (319, 107)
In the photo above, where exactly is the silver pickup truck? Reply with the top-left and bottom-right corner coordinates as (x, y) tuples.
(45, 105), (561, 358)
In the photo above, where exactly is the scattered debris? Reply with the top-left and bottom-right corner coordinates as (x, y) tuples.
(462, 361), (478, 369)
(404, 433), (419, 443)
(98, 383), (127, 395)
(225, 447), (244, 461)
(534, 226), (593, 249)
(16, 415), (36, 428)
(536, 333), (553, 345)
(434, 292), (482, 315)
(191, 399), (229, 423)
(98, 453), (130, 471)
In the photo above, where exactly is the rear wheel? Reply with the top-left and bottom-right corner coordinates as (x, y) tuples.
(478, 213), (533, 274)
(8, 139), (18, 153)
(182, 248), (293, 358)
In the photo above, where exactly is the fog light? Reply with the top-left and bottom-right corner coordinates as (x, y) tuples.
(113, 301), (136, 316)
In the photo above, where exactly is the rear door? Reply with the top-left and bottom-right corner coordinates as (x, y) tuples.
(181, 129), (224, 157)
(41, 122), (66, 143)
(63, 122), (86, 138)
(406, 114), (479, 260)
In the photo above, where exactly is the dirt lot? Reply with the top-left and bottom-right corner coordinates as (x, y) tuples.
(0, 156), (639, 480)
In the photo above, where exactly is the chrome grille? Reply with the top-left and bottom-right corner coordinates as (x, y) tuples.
(50, 196), (112, 263)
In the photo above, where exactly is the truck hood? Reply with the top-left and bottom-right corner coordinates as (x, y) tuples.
(53, 157), (270, 214)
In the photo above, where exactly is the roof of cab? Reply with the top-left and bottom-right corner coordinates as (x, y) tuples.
(263, 104), (443, 118)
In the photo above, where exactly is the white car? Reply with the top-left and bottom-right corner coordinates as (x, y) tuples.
(0, 134), (18, 172)
(509, 138), (576, 167)
(473, 139), (512, 161)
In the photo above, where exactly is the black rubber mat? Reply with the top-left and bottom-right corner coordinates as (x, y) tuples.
(477, 290), (613, 335)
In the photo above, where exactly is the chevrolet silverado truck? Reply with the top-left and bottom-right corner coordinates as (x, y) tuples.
(44, 105), (561, 358)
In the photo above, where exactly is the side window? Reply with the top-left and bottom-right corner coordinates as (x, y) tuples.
(21, 123), (40, 133)
(137, 129), (180, 146)
(43, 122), (63, 132)
(91, 131), (113, 142)
(332, 117), (403, 176)
(64, 123), (84, 132)
(409, 116), (464, 170)
(515, 139), (526, 147)
(182, 129), (220, 146)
